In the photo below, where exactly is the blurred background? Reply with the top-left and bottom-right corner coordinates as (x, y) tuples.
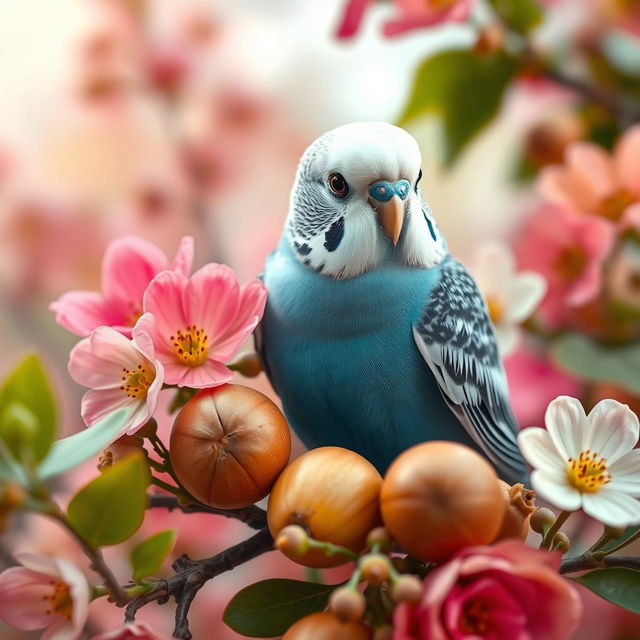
(1, 0), (640, 637)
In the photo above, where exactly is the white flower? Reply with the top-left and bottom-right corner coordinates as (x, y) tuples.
(473, 243), (547, 355)
(518, 396), (640, 527)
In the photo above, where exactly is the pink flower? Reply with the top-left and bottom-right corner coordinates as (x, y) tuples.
(91, 621), (171, 640)
(50, 235), (193, 337)
(538, 126), (640, 228)
(393, 540), (582, 640)
(336, 0), (473, 39)
(68, 314), (164, 435)
(0, 552), (89, 640)
(141, 264), (267, 388)
(515, 204), (614, 327)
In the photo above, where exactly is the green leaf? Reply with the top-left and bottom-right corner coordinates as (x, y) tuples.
(130, 529), (176, 582)
(488, 0), (543, 34)
(67, 453), (149, 548)
(223, 579), (338, 638)
(0, 354), (56, 463)
(551, 334), (640, 394)
(599, 526), (640, 555)
(38, 409), (129, 479)
(399, 50), (517, 165)
(574, 568), (640, 613)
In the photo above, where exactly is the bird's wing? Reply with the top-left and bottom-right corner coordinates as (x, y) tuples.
(412, 256), (526, 483)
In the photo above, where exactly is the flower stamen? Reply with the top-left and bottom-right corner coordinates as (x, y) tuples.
(566, 450), (611, 493)
(120, 364), (154, 399)
(486, 295), (504, 324)
(460, 598), (491, 635)
(170, 325), (209, 367)
(42, 580), (73, 620)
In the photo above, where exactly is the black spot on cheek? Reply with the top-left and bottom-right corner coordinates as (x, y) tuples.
(314, 263), (325, 274)
(295, 242), (312, 256)
(303, 259), (311, 266)
(424, 212), (437, 241)
(324, 217), (344, 252)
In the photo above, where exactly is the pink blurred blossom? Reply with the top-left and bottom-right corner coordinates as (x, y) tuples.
(515, 204), (615, 327)
(538, 126), (640, 228)
(0, 552), (89, 640)
(336, 0), (473, 39)
(140, 264), (267, 388)
(50, 235), (193, 337)
(91, 620), (171, 640)
(68, 314), (163, 434)
(392, 541), (582, 640)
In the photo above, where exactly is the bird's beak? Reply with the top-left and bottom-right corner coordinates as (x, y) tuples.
(373, 195), (405, 246)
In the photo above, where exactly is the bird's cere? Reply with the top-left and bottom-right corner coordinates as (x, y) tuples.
(518, 395), (640, 527)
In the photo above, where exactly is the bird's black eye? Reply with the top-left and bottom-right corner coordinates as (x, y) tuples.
(415, 169), (423, 192)
(328, 172), (349, 198)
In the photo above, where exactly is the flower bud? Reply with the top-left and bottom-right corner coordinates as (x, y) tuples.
(530, 507), (556, 534)
(473, 23), (504, 56)
(366, 527), (392, 552)
(552, 532), (571, 553)
(275, 525), (309, 557)
(360, 554), (390, 586)
(392, 575), (423, 604)
(228, 352), (263, 377)
(0, 402), (38, 459)
(494, 481), (537, 542)
(329, 588), (366, 622)
(98, 435), (145, 471)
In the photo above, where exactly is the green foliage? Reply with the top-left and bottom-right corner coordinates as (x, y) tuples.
(38, 409), (129, 480)
(223, 579), (338, 637)
(574, 568), (640, 613)
(399, 50), (517, 165)
(0, 354), (56, 464)
(599, 527), (640, 555)
(488, 0), (543, 34)
(67, 453), (149, 548)
(130, 529), (176, 582)
(551, 334), (640, 394)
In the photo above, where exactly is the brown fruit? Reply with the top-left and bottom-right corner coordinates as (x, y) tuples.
(268, 447), (383, 568)
(493, 481), (537, 542)
(170, 384), (291, 508)
(283, 612), (372, 640)
(380, 442), (505, 563)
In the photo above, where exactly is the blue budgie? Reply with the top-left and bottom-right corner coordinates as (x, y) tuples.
(258, 122), (526, 483)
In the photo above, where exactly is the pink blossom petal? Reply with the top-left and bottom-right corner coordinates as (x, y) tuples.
(101, 236), (169, 308)
(0, 567), (57, 630)
(545, 395), (587, 459)
(537, 166), (600, 213)
(185, 263), (241, 340)
(42, 619), (78, 640)
(614, 124), (640, 194)
(213, 280), (267, 362)
(170, 359), (233, 389)
(69, 337), (129, 390)
(169, 236), (194, 277)
(567, 143), (617, 202)
(143, 270), (188, 354)
(517, 427), (566, 473)
(586, 399), (639, 463)
(50, 291), (121, 338)
(335, 0), (374, 38)
(620, 202), (640, 231)
(91, 620), (172, 640)
(582, 489), (640, 527)
(53, 559), (89, 636)
(81, 387), (135, 427)
(384, 0), (472, 36)
(131, 314), (158, 362)
(89, 326), (145, 370)
(530, 469), (582, 511)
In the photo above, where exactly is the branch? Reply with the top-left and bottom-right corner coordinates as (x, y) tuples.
(560, 554), (640, 574)
(147, 493), (268, 530)
(126, 527), (273, 639)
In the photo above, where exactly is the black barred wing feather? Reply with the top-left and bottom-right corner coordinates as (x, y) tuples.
(413, 257), (526, 483)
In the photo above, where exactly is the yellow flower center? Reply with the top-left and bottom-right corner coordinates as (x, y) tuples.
(554, 245), (588, 281)
(486, 295), (504, 325)
(460, 598), (491, 635)
(120, 364), (154, 399)
(124, 306), (142, 327)
(171, 325), (209, 367)
(567, 450), (612, 493)
(43, 580), (73, 620)
(597, 189), (636, 222)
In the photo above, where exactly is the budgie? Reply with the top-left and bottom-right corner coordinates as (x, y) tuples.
(258, 122), (526, 483)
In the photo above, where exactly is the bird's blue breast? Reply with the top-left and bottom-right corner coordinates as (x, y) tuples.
(260, 239), (485, 472)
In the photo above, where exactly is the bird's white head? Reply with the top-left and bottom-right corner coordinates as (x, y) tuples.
(286, 122), (447, 279)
